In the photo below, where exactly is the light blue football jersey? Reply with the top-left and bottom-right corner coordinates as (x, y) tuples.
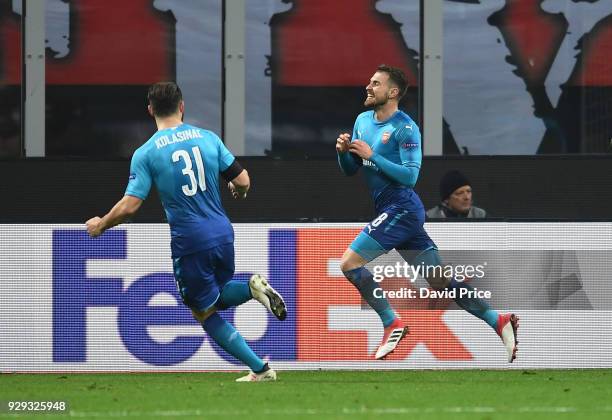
(125, 123), (235, 257)
(352, 110), (422, 209)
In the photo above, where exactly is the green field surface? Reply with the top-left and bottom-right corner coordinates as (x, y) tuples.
(1, 370), (611, 419)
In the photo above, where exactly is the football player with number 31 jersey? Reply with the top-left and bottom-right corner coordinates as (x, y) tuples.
(86, 82), (286, 382)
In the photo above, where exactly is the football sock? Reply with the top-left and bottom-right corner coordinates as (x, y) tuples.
(255, 362), (270, 374)
(216, 281), (252, 309)
(343, 267), (397, 328)
(449, 278), (499, 330)
(410, 247), (498, 330)
(202, 313), (265, 372)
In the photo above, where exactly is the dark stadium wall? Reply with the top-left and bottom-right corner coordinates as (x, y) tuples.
(2, 156), (611, 222)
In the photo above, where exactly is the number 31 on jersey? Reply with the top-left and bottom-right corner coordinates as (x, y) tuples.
(172, 146), (206, 196)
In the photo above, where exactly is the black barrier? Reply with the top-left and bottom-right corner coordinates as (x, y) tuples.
(1, 156), (611, 222)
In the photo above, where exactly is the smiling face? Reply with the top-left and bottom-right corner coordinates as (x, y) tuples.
(364, 71), (399, 108)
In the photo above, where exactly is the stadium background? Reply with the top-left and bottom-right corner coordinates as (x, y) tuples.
(1, 0), (612, 374)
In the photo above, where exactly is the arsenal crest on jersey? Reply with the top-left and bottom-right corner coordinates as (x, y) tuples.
(381, 132), (391, 144)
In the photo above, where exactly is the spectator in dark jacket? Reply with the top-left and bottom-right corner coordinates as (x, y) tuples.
(426, 170), (487, 218)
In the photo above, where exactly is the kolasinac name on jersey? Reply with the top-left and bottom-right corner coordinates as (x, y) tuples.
(155, 128), (204, 149)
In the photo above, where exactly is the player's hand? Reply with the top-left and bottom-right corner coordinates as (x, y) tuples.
(349, 139), (373, 160)
(228, 182), (247, 199)
(85, 216), (104, 238)
(336, 133), (351, 153)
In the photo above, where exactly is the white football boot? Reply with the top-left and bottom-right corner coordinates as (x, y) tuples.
(249, 274), (287, 321)
(235, 367), (277, 382)
(496, 313), (519, 362)
(374, 318), (409, 360)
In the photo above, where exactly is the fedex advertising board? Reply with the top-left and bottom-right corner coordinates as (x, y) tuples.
(1, 223), (612, 371)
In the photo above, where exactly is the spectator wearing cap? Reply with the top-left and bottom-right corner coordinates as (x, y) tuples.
(426, 170), (487, 218)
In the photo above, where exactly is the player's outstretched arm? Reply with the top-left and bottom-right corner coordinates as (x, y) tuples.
(228, 169), (250, 199)
(336, 133), (361, 176)
(85, 195), (143, 238)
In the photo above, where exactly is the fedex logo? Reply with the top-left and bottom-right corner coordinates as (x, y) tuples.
(295, 229), (472, 361)
(52, 227), (470, 367)
(52, 229), (296, 366)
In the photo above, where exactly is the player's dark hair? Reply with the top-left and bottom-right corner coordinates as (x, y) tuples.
(377, 64), (408, 100)
(147, 82), (183, 117)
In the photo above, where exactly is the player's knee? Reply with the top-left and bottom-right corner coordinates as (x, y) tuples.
(340, 249), (365, 273)
(340, 258), (357, 273)
(191, 307), (215, 323)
